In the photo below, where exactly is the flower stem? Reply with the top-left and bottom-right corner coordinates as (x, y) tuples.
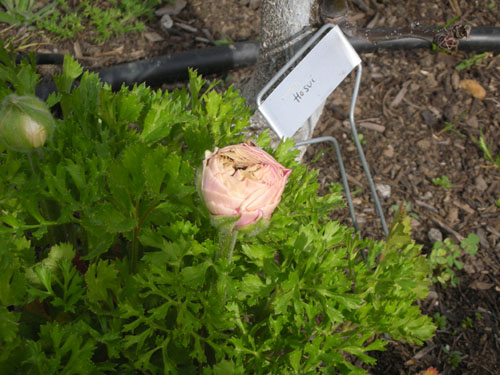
(215, 230), (238, 306)
(218, 230), (238, 265)
(28, 151), (57, 244)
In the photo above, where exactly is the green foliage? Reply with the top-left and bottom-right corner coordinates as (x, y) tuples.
(0, 0), (56, 25)
(433, 313), (447, 331)
(474, 129), (500, 169)
(432, 175), (451, 189)
(0, 47), (435, 373)
(34, 0), (166, 42)
(428, 234), (479, 287)
(455, 52), (492, 71)
(442, 346), (462, 370)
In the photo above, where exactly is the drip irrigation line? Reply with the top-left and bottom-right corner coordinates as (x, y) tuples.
(15, 53), (65, 65)
(97, 41), (259, 90)
(32, 26), (500, 100)
(348, 26), (500, 53)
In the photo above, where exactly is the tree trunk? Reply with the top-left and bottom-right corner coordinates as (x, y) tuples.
(242, 0), (322, 152)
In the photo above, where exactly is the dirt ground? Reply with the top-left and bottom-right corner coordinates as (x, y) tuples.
(3, 0), (499, 374)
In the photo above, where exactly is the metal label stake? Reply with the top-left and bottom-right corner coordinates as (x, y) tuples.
(257, 24), (388, 237)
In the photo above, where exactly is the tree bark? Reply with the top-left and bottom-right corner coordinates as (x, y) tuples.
(242, 0), (322, 153)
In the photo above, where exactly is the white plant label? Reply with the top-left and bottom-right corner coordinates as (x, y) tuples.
(259, 26), (361, 139)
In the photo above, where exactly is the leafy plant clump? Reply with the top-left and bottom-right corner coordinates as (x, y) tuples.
(428, 234), (479, 287)
(432, 175), (451, 189)
(0, 46), (435, 374)
(0, 0), (166, 42)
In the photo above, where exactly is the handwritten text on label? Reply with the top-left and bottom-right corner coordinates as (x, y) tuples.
(292, 78), (316, 103)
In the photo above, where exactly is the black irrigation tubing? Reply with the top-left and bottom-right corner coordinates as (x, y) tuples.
(349, 26), (500, 53)
(31, 26), (500, 99)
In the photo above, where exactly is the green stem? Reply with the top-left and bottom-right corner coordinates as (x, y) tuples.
(215, 230), (238, 306)
(218, 230), (238, 265)
(28, 151), (57, 245)
(129, 200), (159, 274)
(129, 227), (140, 274)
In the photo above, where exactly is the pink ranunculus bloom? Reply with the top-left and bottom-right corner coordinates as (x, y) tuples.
(200, 142), (292, 230)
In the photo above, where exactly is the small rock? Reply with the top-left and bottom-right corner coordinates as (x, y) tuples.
(376, 184), (391, 199)
(352, 198), (363, 206)
(476, 228), (489, 248)
(176, 22), (198, 33)
(236, 28), (251, 40)
(421, 191), (433, 200)
(466, 115), (479, 128)
(195, 37), (211, 44)
(428, 228), (443, 243)
(421, 109), (439, 128)
(475, 175), (488, 192)
(409, 83), (420, 92)
(451, 71), (460, 90)
(155, 0), (186, 16)
(426, 290), (438, 301)
(417, 139), (431, 150)
(447, 207), (459, 224)
(383, 144), (394, 158)
(425, 73), (438, 89)
(201, 28), (214, 42)
(410, 217), (421, 228)
(463, 263), (476, 274)
(160, 14), (173, 30)
(421, 55), (434, 67)
(144, 32), (163, 43)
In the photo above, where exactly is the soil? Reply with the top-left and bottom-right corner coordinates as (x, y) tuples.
(3, 0), (499, 374)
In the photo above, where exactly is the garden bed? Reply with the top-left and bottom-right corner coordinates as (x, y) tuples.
(2, 0), (499, 374)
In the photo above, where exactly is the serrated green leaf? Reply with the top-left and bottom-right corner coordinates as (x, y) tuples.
(85, 202), (136, 233)
(289, 350), (302, 373)
(329, 293), (362, 310)
(140, 95), (193, 143)
(85, 260), (121, 307)
(205, 90), (223, 119)
(65, 159), (86, 189)
(241, 274), (264, 293)
(385, 205), (413, 251)
(15, 65), (38, 95)
(241, 244), (275, 266)
(164, 153), (195, 196)
(45, 92), (61, 107)
(189, 69), (203, 110)
(213, 360), (236, 375)
(180, 262), (210, 288)
(70, 71), (101, 124)
(117, 91), (143, 124)
(54, 55), (83, 93)
(26, 321), (97, 374)
(0, 306), (20, 344)
(0, 262), (25, 305)
(461, 233), (479, 255)
(120, 142), (148, 194)
(50, 259), (85, 313)
(143, 146), (168, 195)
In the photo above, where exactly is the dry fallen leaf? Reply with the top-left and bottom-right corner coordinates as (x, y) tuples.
(419, 367), (439, 375)
(459, 79), (486, 99)
(469, 280), (494, 290)
(73, 41), (83, 59)
(144, 32), (164, 43)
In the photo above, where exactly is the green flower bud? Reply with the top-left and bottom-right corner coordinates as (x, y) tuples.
(0, 94), (55, 151)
